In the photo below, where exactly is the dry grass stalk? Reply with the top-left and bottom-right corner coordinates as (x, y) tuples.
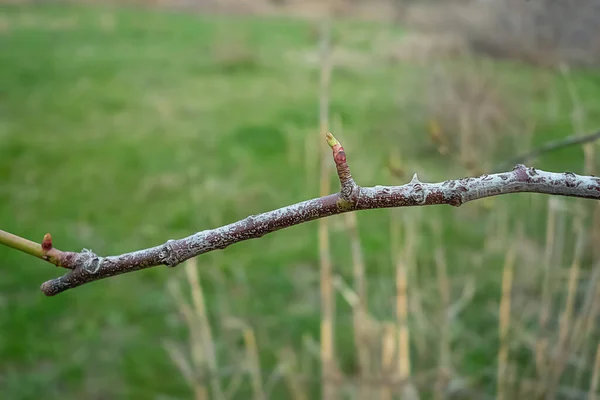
(558, 217), (585, 346)
(242, 327), (266, 400)
(434, 246), (451, 400)
(278, 347), (308, 400)
(497, 239), (517, 400)
(392, 209), (422, 400)
(568, 265), (600, 385)
(345, 210), (370, 397)
(426, 63), (517, 174)
(483, 198), (504, 254)
(224, 369), (245, 400)
(393, 213), (412, 381)
(221, 317), (268, 400)
(332, 113), (371, 395)
(592, 204), (600, 261)
(561, 64), (599, 267)
(184, 259), (225, 400)
(163, 339), (207, 400)
(317, 17), (338, 400)
(536, 197), (558, 377)
(584, 141), (596, 176)
(389, 167), (425, 361)
(166, 278), (209, 399)
(305, 132), (317, 191)
(343, 166), (366, 304)
(542, 214), (586, 399)
(589, 343), (600, 400)
(573, 265), (600, 389)
(458, 105), (473, 168)
(380, 323), (397, 400)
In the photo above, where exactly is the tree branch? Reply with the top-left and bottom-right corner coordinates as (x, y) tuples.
(0, 231), (75, 269)
(3, 133), (600, 297)
(495, 130), (600, 171)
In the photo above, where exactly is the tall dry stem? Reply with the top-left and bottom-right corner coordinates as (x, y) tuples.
(380, 323), (397, 400)
(589, 343), (600, 400)
(242, 327), (266, 400)
(163, 339), (207, 400)
(392, 210), (421, 400)
(434, 246), (451, 400)
(166, 278), (209, 399)
(184, 259), (225, 400)
(346, 210), (370, 397)
(497, 239), (516, 400)
(317, 17), (338, 400)
(536, 198), (558, 377)
(574, 266), (600, 389)
(392, 213), (412, 382)
(559, 217), (586, 345)
(279, 347), (308, 400)
(543, 214), (586, 399)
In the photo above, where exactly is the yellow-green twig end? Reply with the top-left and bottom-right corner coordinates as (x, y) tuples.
(325, 132), (339, 148)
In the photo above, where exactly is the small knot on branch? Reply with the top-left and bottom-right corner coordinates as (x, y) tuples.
(80, 249), (103, 274)
(513, 164), (531, 183)
(326, 132), (359, 204)
(159, 239), (180, 267)
(409, 174), (426, 205)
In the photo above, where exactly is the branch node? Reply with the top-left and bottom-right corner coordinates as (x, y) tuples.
(513, 164), (531, 182)
(449, 195), (463, 207)
(410, 182), (426, 205)
(81, 249), (103, 274)
(160, 239), (180, 268)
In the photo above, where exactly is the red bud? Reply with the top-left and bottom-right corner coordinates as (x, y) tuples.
(42, 233), (53, 252)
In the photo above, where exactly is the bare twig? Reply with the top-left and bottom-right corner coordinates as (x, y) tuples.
(495, 130), (600, 171)
(0, 231), (73, 269)
(3, 134), (600, 297)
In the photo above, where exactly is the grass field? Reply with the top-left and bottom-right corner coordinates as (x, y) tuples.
(2, 3), (600, 399)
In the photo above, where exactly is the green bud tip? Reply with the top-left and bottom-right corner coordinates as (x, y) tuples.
(326, 132), (339, 148)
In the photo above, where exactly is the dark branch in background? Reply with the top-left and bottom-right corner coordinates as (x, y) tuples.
(495, 130), (600, 171)
(2, 133), (600, 297)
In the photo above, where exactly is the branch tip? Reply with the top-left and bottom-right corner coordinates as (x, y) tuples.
(325, 132), (339, 148)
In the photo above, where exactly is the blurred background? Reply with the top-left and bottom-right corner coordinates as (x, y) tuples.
(1, 0), (600, 399)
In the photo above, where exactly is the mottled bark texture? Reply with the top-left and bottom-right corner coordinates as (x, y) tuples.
(3, 133), (600, 296)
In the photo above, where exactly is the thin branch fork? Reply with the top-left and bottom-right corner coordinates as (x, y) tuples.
(3, 133), (600, 297)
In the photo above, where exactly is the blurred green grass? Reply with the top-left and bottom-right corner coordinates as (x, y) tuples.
(1, 3), (600, 399)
